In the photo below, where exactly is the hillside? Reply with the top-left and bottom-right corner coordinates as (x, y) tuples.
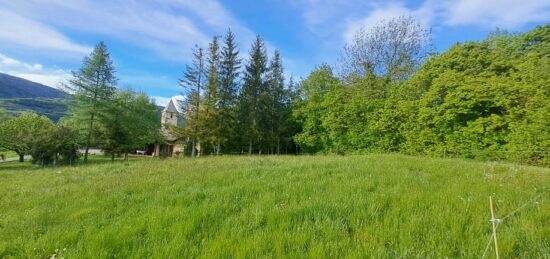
(0, 155), (548, 257)
(0, 73), (66, 99)
(0, 73), (68, 121)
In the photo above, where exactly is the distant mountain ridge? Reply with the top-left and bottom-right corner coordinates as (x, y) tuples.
(0, 73), (68, 121)
(0, 72), (66, 99)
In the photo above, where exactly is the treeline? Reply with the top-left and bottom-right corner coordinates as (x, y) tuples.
(175, 31), (298, 156)
(0, 42), (161, 165)
(295, 18), (549, 165)
(1, 18), (548, 166)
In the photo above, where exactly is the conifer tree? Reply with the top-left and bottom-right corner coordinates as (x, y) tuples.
(67, 41), (117, 162)
(179, 45), (206, 157)
(239, 35), (268, 154)
(203, 36), (222, 154)
(266, 50), (286, 154)
(218, 29), (241, 153)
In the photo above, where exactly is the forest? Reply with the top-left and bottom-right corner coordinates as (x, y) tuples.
(0, 17), (548, 166)
(176, 17), (549, 165)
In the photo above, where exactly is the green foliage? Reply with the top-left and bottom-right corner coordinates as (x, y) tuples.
(0, 112), (53, 162)
(178, 45), (206, 157)
(294, 23), (550, 165)
(265, 50), (293, 154)
(67, 41), (118, 162)
(99, 90), (161, 159)
(201, 36), (222, 153)
(238, 35), (269, 154)
(293, 64), (339, 152)
(0, 155), (548, 257)
(30, 123), (80, 166)
(0, 107), (10, 121)
(0, 112), (78, 165)
(402, 25), (550, 164)
(217, 29), (242, 153)
(0, 98), (68, 122)
(172, 31), (297, 155)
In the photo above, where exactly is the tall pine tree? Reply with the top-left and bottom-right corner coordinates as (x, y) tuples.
(218, 29), (241, 154)
(266, 50), (286, 154)
(67, 41), (117, 163)
(203, 36), (222, 154)
(239, 35), (268, 154)
(179, 45), (206, 157)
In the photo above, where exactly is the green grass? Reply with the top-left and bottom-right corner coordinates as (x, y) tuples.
(0, 150), (17, 160)
(0, 154), (548, 258)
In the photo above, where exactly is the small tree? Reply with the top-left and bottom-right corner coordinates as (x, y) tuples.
(29, 122), (80, 166)
(0, 113), (54, 162)
(53, 124), (81, 165)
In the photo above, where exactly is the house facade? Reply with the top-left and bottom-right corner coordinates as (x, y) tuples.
(152, 96), (186, 157)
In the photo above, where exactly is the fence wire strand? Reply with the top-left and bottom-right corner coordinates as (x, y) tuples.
(500, 189), (547, 222)
(481, 189), (547, 258)
(481, 232), (495, 259)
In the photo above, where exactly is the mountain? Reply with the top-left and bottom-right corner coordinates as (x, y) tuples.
(0, 72), (66, 98)
(0, 73), (68, 121)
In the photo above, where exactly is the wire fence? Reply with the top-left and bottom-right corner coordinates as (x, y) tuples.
(481, 189), (548, 258)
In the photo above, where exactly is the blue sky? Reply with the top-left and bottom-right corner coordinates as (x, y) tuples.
(1, 0), (549, 106)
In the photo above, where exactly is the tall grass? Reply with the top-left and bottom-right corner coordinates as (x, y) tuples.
(0, 154), (548, 258)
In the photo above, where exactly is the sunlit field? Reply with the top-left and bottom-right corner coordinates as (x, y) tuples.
(0, 154), (548, 258)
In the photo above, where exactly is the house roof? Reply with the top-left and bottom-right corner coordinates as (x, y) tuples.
(162, 95), (184, 113)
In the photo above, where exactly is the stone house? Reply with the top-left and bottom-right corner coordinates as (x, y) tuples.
(151, 96), (186, 157)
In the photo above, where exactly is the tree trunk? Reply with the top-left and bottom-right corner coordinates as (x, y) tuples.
(216, 142), (221, 155)
(84, 112), (95, 163)
(248, 140), (252, 155)
(124, 153), (128, 161)
(19, 154), (24, 163)
(197, 141), (201, 157)
(191, 138), (196, 157)
(111, 153), (115, 162)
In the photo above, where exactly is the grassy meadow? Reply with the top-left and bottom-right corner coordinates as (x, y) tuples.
(0, 154), (548, 258)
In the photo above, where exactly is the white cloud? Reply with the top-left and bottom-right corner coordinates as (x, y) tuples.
(343, 3), (420, 42)
(297, 0), (550, 46)
(150, 94), (184, 107)
(0, 10), (92, 55)
(0, 53), (71, 88)
(444, 0), (550, 28)
(10, 72), (71, 88)
(0, 0), (261, 62)
(0, 54), (21, 66)
(151, 96), (171, 106)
